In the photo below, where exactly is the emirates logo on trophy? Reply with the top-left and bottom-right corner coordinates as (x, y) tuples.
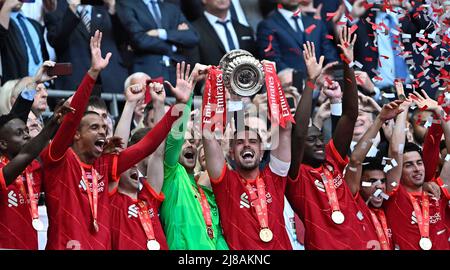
(219, 49), (265, 97)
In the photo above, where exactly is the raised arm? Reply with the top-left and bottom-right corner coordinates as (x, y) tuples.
(346, 100), (404, 195)
(0, 0), (19, 31)
(116, 62), (194, 175)
(287, 41), (324, 180)
(114, 84), (145, 147)
(145, 83), (167, 194)
(332, 26), (359, 159)
(48, 30), (111, 161)
(411, 90), (450, 196)
(1, 104), (74, 186)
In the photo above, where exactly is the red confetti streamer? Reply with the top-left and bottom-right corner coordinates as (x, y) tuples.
(349, 24), (358, 35)
(264, 35), (273, 53)
(305, 24), (317, 35)
(326, 12), (337, 21)
(325, 34), (334, 40)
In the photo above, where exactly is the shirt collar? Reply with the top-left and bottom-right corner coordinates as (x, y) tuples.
(204, 10), (231, 25)
(278, 7), (302, 20)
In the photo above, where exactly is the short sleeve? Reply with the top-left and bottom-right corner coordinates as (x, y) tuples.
(326, 139), (349, 171)
(269, 154), (290, 177)
(209, 163), (228, 184)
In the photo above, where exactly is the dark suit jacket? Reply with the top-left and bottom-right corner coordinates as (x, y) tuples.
(0, 16), (49, 85)
(354, 8), (442, 96)
(44, 0), (128, 93)
(190, 16), (257, 66)
(116, 0), (198, 78)
(256, 10), (338, 72)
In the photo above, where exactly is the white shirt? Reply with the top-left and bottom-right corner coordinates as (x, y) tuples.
(283, 197), (305, 250)
(278, 8), (304, 32)
(230, 0), (249, 27)
(204, 11), (240, 52)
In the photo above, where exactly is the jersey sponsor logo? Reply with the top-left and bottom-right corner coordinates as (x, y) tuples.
(411, 211), (441, 224)
(78, 175), (106, 194)
(7, 190), (18, 207)
(239, 189), (273, 209)
(314, 179), (326, 192)
(128, 204), (138, 218)
(240, 193), (250, 209)
(127, 203), (156, 219)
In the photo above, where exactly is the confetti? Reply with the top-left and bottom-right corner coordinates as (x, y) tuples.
(305, 24), (317, 35)
(383, 164), (393, 173)
(348, 166), (358, 172)
(373, 189), (383, 197)
(264, 35), (273, 53)
(362, 181), (372, 187)
(445, 154), (450, 162)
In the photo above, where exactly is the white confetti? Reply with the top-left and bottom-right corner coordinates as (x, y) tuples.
(391, 159), (398, 167)
(362, 181), (372, 187)
(445, 154), (450, 162)
(383, 164), (393, 173)
(398, 144), (405, 153)
(380, 192), (390, 200)
(373, 189), (383, 197)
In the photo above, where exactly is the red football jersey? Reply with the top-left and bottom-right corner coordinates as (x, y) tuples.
(286, 140), (378, 250)
(384, 184), (449, 250)
(354, 194), (394, 250)
(211, 164), (292, 250)
(0, 159), (42, 249)
(110, 180), (168, 250)
(40, 147), (118, 250)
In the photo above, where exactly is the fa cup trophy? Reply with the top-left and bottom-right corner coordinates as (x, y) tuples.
(219, 49), (265, 97)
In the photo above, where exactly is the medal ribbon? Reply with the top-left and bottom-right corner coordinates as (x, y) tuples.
(15, 169), (39, 221)
(201, 66), (226, 134)
(408, 193), (430, 241)
(369, 209), (390, 250)
(74, 155), (99, 231)
(321, 166), (342, 214)
(262, 62), (295, 128)
(137, 200), (157, 241)
(1, 157), (39, 222)
(242, 177), (269, 229)
(197, 185), (214, 238)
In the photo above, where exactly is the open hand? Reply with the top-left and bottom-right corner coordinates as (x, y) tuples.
(90, 30), (112, 72)
(338, 26), (357, 64)
(303, 41), (324, 81)
(409, 90), (440, 113)
(164, 62), (194, 104)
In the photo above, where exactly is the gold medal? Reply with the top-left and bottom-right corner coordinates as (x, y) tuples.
(259, 228), (273, 243)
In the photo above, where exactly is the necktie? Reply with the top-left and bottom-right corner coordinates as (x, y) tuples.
(216, 20), (236, 51)
(386, 14), (408, 80)
(16, 14), (39, 65)
(292, 15), (306, 43)
(78, 7), (91, 33)
(150, 0), (162, 28)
